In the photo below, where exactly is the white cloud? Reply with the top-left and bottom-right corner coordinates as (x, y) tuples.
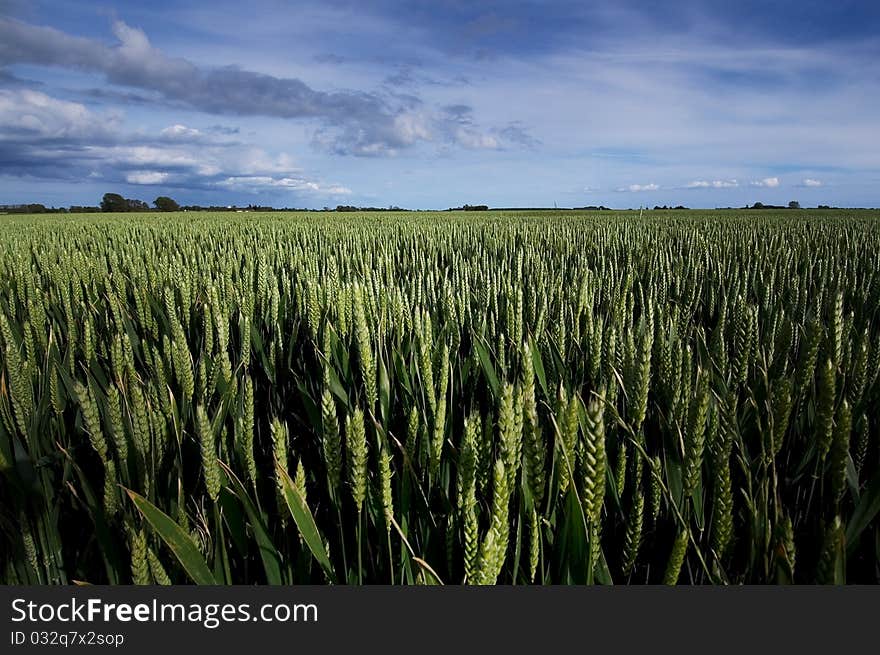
(618, 183), (659, 192)
(216, 175), (351, 195)
(686, 179), (739, 189)
(393, 113), (432, 145)
(236, 149), (298, 175)
(802, 178), (823, 187)
(111, 20), (155, 60)
(108, 145), (202, 169)
(125, 170), (170, 185)
(750, 177), (780, 188)
(0, 89), (119, 140)
(453, 128), (500, 150)
(323, 184), (353, 195)
(160, 124), (203, 140)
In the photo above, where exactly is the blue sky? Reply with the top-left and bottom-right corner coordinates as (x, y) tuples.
(1, 0), (878, 208)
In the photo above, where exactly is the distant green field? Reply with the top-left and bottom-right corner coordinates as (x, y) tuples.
(1, 210), (879, 584)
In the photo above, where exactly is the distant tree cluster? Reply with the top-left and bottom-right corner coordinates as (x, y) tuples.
(96, 193), (186, 212)
(154, 196), (180, 212)
(746, 201), (802, 210)
(447, 204), (489, 211)
(99, 193), (149, 212)
(653, 205), (689, 210)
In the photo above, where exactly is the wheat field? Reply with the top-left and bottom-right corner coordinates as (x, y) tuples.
(1, 209), (878, 584)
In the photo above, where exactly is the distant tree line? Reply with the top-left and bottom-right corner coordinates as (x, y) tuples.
(0, 194), (185, 214)
(0, 203), (67, 214)
(0, 195), (858, 215)
(331, 205), (409, 212)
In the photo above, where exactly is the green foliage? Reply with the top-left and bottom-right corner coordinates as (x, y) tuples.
(154, 196), (180, 212)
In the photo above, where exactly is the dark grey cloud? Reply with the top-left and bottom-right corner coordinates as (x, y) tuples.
(384, 69), (417, 88)
(206, 125), (241, 136)
(313, 53), (347, 64)
(78, 87), (169, 107)
(383, 66), (471, 90)
(494, 123), (541, 149)
(442, 104), (474, 123)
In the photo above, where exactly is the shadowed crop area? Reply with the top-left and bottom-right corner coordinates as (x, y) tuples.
(1, 210), (878, 584)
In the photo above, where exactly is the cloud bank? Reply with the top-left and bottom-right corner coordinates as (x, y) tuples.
(0, 17), (529, 157)
(0, 88), (350, 196)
